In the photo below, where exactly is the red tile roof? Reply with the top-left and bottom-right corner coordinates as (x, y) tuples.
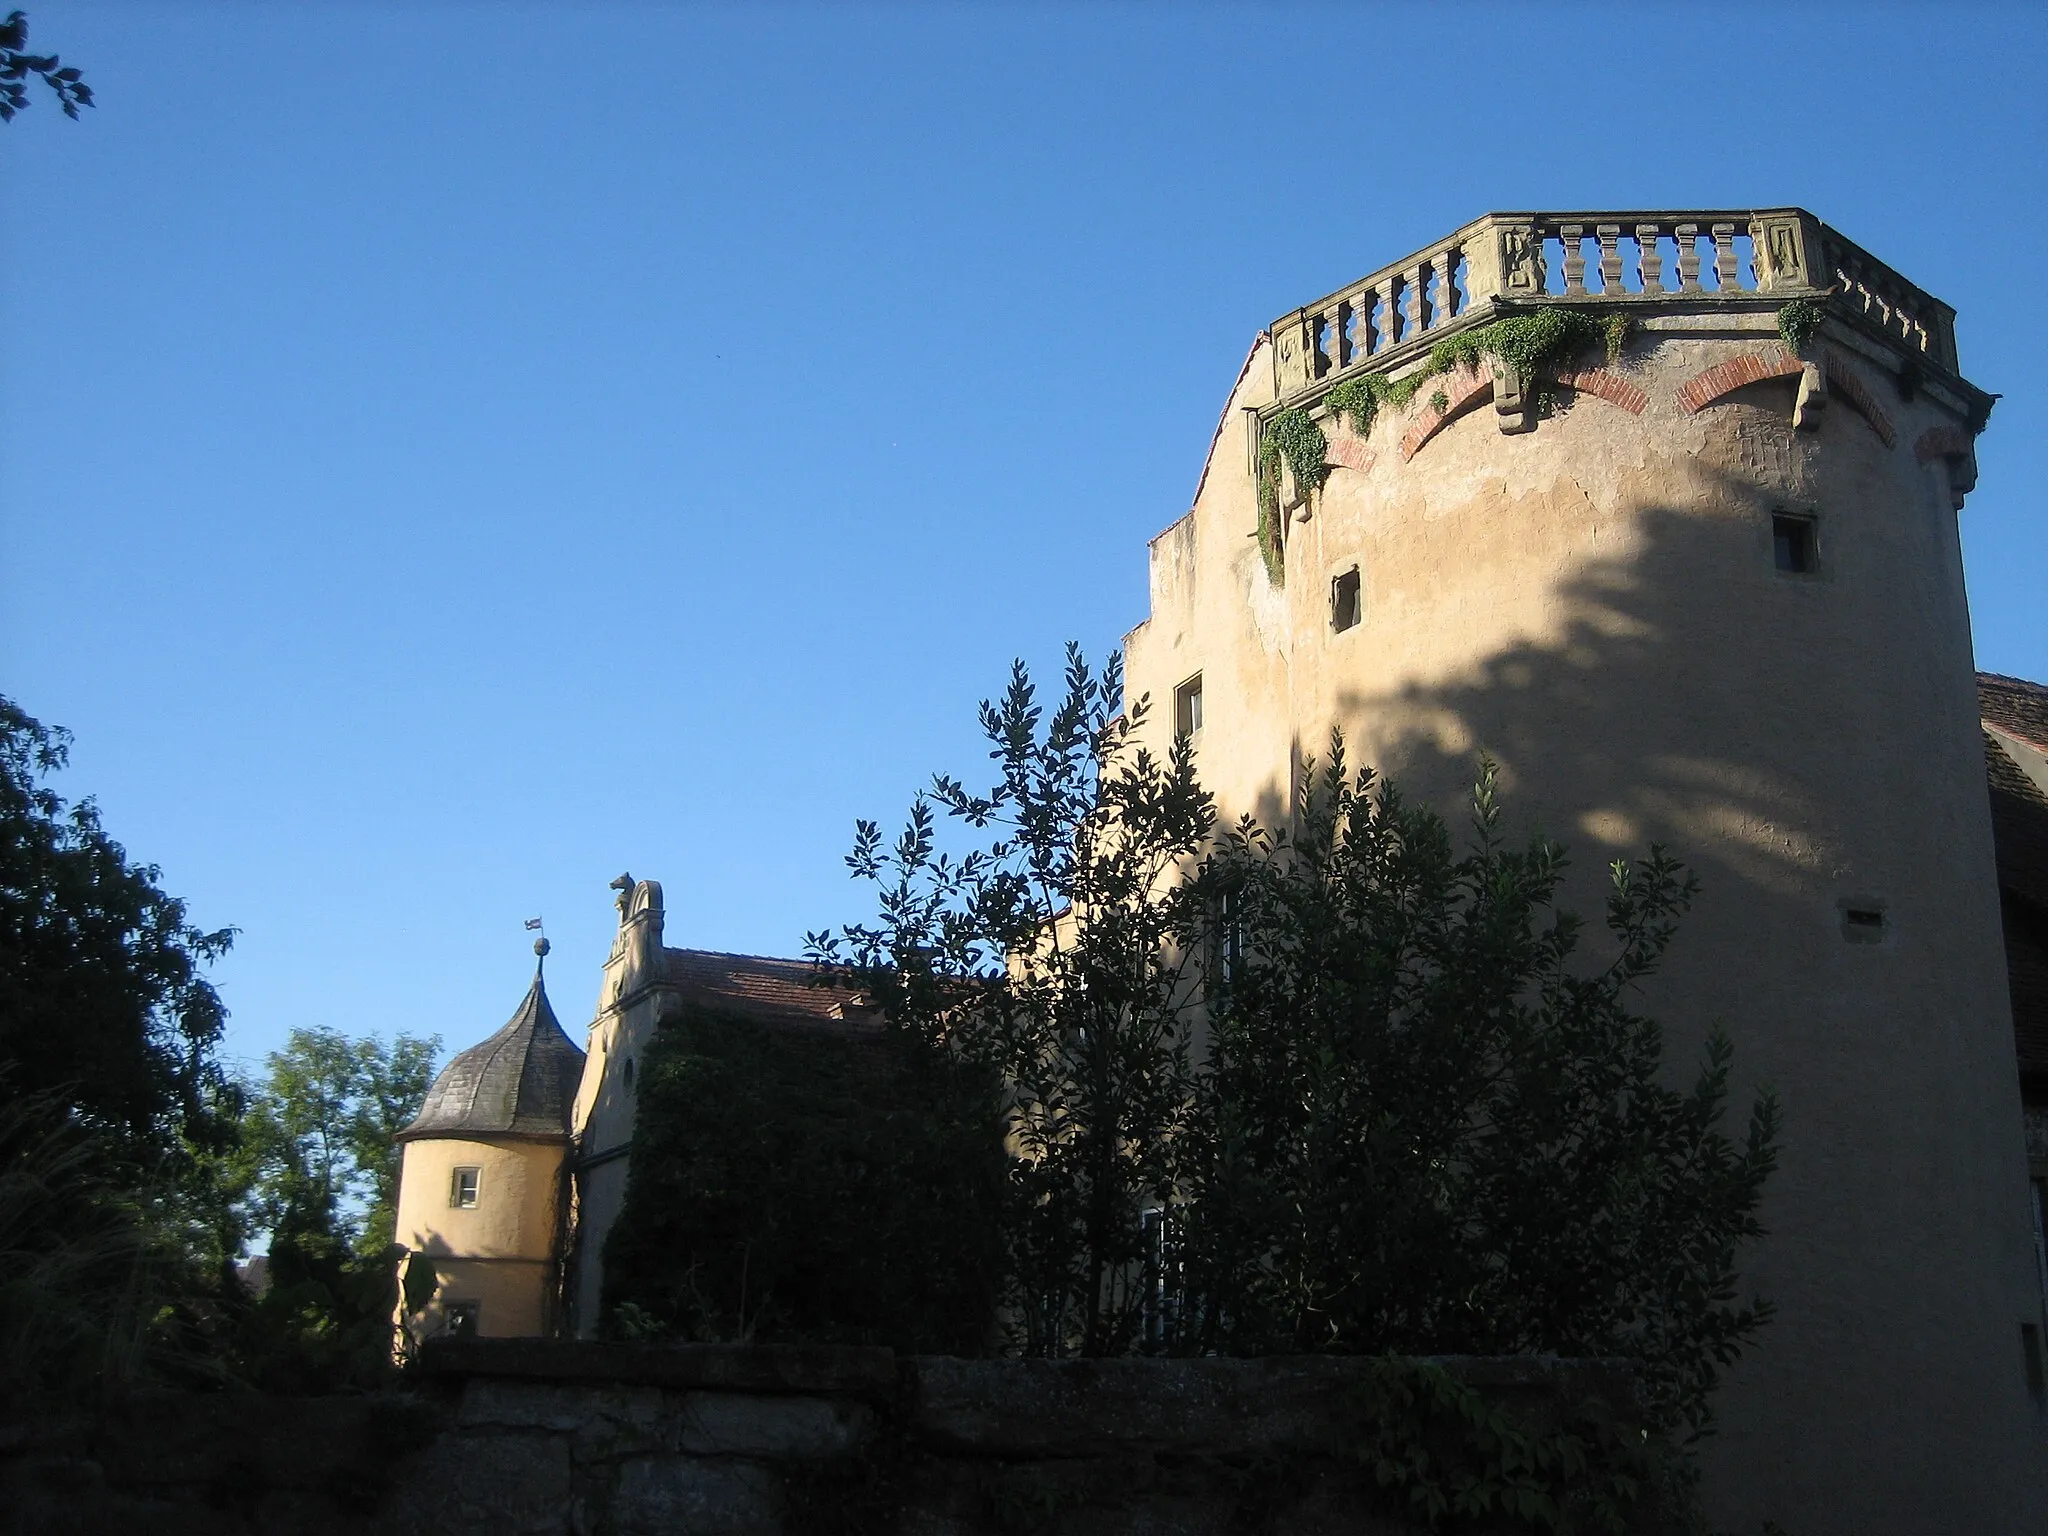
(1981, 672), (2048, 754)
(660, 947), (879, 1029)
(1982, 674), (2048, 1092)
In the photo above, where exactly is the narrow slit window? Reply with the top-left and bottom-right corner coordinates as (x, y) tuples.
(1175, 675), (1204, 739)
(450, 1166), (480, 1209)
(1774, 513), (1817, 574)
(1332, 566), (1362, 632)
(1840, 899), (1886, 943)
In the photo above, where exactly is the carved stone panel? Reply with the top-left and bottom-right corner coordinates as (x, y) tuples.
(1754, 216), (1813, 291)
(1273, 312), (1313, 396)
(1497, 224), (1544, 297)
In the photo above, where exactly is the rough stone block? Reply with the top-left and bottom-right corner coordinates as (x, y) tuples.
(384, 1430), (573, 1536)
(457, 1378), (666, 1462)
(673, 1391), (875, 1459)
(422, 1338), (897, 1399)
(606, 1455), (785, 1536)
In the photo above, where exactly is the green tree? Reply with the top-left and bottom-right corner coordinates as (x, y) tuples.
(0, 697), (239, 1202)
(1, 11), (93, 121)
(239, 1025), (440, 1253)
(1175, 746), (1779, 1443)
(812, 646), (1215, 1356)
(213, 1027), (438, 1392)
(0, 697), (242, 1391)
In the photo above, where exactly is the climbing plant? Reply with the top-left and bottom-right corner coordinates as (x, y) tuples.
(1256, 408), (1327, 586)
(1257, 307), (1635, 585)
(1776, 298), (1826, 355)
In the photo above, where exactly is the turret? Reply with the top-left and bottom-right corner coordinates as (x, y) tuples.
(1123, 209), (2041, 1534)
(392, 938), (585, 1342)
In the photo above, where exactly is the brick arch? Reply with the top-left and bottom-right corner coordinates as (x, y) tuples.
(1915, 422), (1973, 465)
(1397, 365), (1492, 462)
(1675, 346), (1804, 414)
(1398, 363), (1650, 463)
(1546, 368), (1649, 416)
(1821, 351), (1897, 447)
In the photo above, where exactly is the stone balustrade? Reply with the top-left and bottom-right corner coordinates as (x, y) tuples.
(1270, 208), (1958, 403)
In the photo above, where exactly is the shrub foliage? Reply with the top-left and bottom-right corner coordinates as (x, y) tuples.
(602, 1005), (1006, 1353)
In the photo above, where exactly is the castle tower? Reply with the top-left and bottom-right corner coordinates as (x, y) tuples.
(1122, 210), (2043, 1532)
(392, 939), (586, 1341)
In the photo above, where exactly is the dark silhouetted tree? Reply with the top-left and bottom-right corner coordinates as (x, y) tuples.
(1, 11), (93, 122)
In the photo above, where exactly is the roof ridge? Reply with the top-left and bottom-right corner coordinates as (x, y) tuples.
(1980, 670), (2048, 695)
(662, 945), (815, 967)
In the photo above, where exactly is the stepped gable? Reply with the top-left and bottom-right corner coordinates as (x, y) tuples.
(397, 970), (587, 1143)
(662, 946), (877, 1028)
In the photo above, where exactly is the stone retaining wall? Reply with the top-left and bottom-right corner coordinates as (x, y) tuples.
(0, 1342), (1642, 1535)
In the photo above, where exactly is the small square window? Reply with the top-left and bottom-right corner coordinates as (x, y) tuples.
(450, 1166), (480, 1208)
(1332, 567), (1362, 632)
(444, 1301), (480, 1338)
(1774, 513), (1817, 574)
(1839, 898), (1886, 943)
(1174, 675), (1204, 739)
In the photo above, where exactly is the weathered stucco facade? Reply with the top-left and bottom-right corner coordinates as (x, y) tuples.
(1120, 209), (2044, 1534)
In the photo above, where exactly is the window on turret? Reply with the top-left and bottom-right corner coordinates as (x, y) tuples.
(1332, 566), (1362, 632)
(1774, 513), (1817, 574)
(1175, 675), (1203, 739)
(450, 1166), (480, 1208)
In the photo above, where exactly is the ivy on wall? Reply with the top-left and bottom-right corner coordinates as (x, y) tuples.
(1255, 307), (1633, 585)
(1776, 298), (1826, 355)
(602, 1005), (1006, 1353)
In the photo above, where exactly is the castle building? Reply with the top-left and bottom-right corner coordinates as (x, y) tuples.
(396, 209), (2048, 1534)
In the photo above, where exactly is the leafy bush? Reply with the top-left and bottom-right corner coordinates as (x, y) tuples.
(1172, 748), (1778, 1442)
(813, 647), (1215, 1356)
(602, 1004), (1006, 1353)
(815, 652), (1777, 1458)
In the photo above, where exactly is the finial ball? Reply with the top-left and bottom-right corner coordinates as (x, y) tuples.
(534, 936), (551, 959)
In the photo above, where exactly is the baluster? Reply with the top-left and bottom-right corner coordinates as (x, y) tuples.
(1378, 279), (1399, 351)
(1596, 224), (1623, 294)
(1636, 223), (1664, 294)
(1405, 265), (1426, 339)
(1334, 297), (1354, 372)
(1675, 223), (1701, 292)
(1712, 223), (1740, 291)
(1560, 223), (1586, 296)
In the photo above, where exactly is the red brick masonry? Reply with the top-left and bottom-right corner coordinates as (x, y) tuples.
(1675, 346), (1804, 414)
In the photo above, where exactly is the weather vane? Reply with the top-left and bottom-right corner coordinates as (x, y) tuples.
(524, 915), (548, 966)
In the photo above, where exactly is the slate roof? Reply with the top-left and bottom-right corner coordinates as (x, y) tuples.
(661, 947), (878, 1028)
(397, 969), (588, 1143)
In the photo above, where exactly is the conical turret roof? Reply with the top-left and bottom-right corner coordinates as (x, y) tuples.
(396, 967), (586, 1143)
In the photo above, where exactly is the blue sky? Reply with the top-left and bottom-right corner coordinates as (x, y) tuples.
(5, 1), (2044, 1080)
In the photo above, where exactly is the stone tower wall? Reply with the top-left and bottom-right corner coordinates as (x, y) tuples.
(1122, 210), (2045, 1535)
